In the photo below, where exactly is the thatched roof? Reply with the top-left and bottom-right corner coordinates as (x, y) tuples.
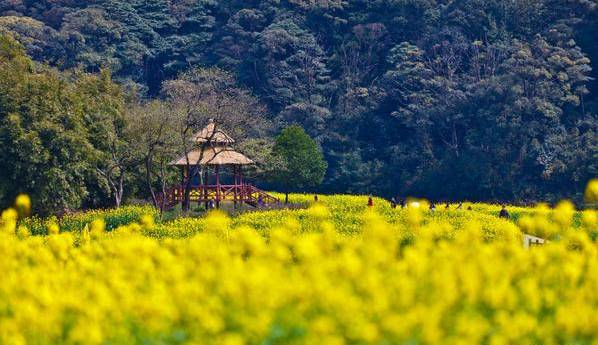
(171, 120), (254, 166)
(192, 120), (235, 144)
(170, 147), (254, 166)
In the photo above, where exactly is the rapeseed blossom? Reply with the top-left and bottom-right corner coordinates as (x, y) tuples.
(585, 178), (598, 204)
(0, 189), (596, 344)
(15, 194), (31, 217)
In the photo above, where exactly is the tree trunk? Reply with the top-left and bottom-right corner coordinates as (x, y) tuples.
(158, 164), (168, 220)
(115, 173), (125, 208)
(183, 177), (192, 215)
(146, 157), (158, 208)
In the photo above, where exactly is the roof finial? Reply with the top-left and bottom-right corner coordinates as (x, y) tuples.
(191, 119), (235, 144)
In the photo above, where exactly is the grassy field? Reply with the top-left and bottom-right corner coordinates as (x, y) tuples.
(0, 192), (597, 344)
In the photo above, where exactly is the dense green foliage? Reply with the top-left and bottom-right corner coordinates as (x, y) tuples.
(272, 125), (328, 202)
(0, 0), (597, 204)
(0, 35), (125, 215)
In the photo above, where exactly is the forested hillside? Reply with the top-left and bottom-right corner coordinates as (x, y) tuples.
(0, 0), (596, 204)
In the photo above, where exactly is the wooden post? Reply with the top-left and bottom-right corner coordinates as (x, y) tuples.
(204, 167), (209, 210)
(195, 168), (201, 207)
(233, 165), (238, 208)
(199, 168), (204, 207)
(180, 167), (186, 207)
(239, 167), (244, 203)
(216, 165), (220, 208)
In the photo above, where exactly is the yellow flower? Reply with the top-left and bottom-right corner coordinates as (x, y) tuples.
(81, 225), (91, 245)
(406, 206), (423, 227)
(1, 208), (18, 233)
(0, 193), (594, 344)
(220, 333), (245, 345)
(15, 194), (31, 217)
(90, 218), (105, 235)
(47, 221), (60, 235)
(581, 210), (596, 229)
(584, 178), (598, 204)
(16, 225), (30, 239)
(140, 214), (155, 229)
(553, 200), (575, 229)
(307, 203), (330, 220)
(204, 210), (231, 238)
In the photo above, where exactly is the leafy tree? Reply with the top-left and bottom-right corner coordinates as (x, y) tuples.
(254, 18), (333, 111)
(272, 125), (327, 203)
(277, 103), (331, 143)
(59, 7), (126, 73)
(212, 7), (270, 70)
(78, 69), (134, 207)
(237, 138), (286, 185)
(0, 35), (122, 214)
(383, 29), (593, 201)
(126, 100), (179, 215)
(0, 16), (65, 63)
(0, 0), (597, 203)
(162, 67), (270, 212)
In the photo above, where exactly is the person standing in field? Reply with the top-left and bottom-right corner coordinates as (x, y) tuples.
(499, 205), (510, 219)
(314, 195), (319, 203)
(390, 197), (397, 209)
(368, 195), (374, 208)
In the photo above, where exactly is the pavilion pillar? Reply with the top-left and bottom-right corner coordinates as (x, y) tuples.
(180, 167), (186, 205)
(204, 167), (209, 210)
(239, 167), (244, 203)
(202, 168), (206, 206)
(215, 165), (221, 209)
(233, 165), (238, 208)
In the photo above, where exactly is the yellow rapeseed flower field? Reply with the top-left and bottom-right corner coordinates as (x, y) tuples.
(0, 186), (597, 345)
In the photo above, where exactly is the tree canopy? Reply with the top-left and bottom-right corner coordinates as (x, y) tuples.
(0, 0), (596, 203)
(272, 125), (328, 203)
(0, 35), (124, 214)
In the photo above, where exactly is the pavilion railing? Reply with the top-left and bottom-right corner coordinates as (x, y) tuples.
(162, 184), (279, 207)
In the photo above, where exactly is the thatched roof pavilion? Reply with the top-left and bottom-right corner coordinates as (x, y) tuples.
(170, 119), (253, 167)
(191, 120), (236, 144)
(164, 120), (277, 209)
(169, 148), (253, 166)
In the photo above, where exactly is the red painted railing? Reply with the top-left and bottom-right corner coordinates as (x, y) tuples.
(159, 184), (279, 208)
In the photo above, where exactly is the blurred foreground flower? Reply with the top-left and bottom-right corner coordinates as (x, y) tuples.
(15, 194), (31, 217)
(585, 179), (598, 205)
